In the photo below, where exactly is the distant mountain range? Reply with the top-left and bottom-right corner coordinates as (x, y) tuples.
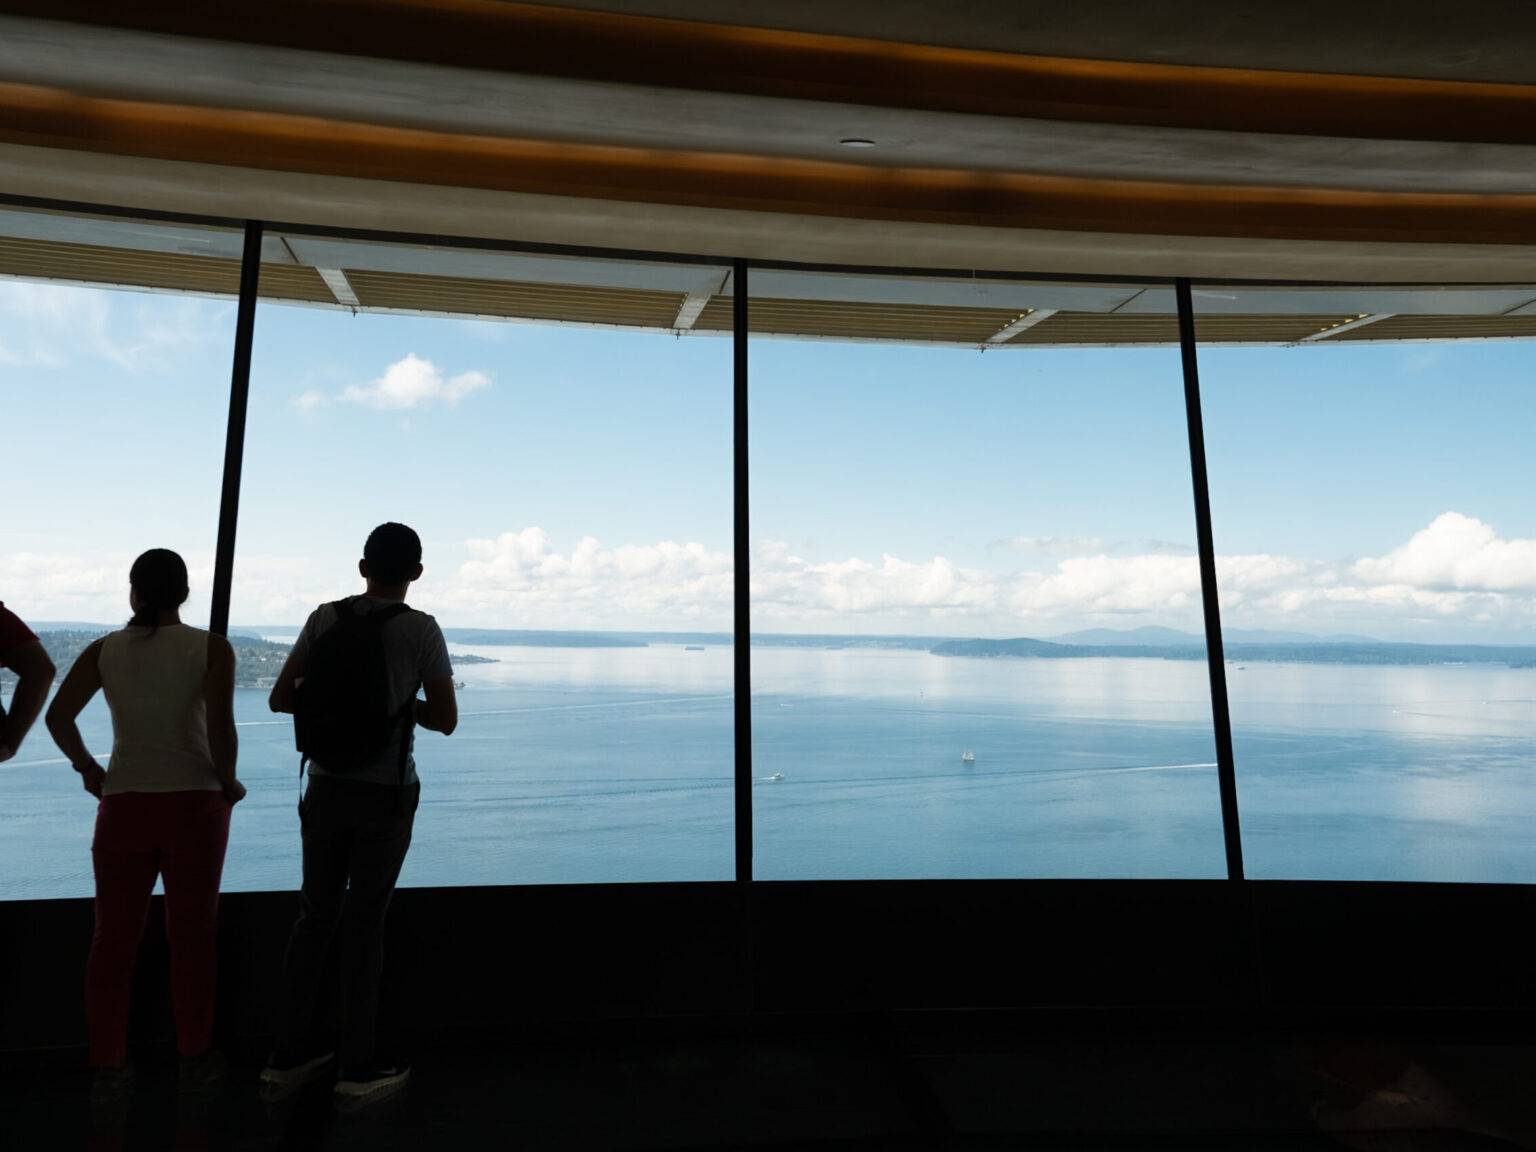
(1051, 626), (1381, 646)
(933, 635), (1536, 667)
(14, 624), (1535, 671)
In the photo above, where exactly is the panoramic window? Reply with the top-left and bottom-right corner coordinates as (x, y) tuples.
(0, 206), (242, 898)
(748, 273), (1227, 878)
(226, 235), (734, 888)
(1196, 286), (1536, 881)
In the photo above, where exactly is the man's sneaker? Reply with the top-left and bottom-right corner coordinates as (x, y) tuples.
(334, 1062), (410, 1108)
(260, 1047), (336, 1098)
(179, 1049), (227, 1092)
(89, 1059), (136, 1104)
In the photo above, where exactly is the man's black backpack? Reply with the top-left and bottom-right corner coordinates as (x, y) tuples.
(293, 597), (416, 780)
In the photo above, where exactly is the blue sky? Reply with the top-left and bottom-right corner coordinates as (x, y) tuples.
(4, 279), (1534, 641)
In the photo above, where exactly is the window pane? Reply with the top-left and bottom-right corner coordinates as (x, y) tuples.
(0, 206), (241, 899)
(1196, 285), (1536, 881)
(748, 272), (1225, 878)
(227, 235), (733, 889)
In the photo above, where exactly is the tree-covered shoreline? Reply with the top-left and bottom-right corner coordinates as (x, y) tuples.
(1, 630), (500, 694)
(1, 630), (292, 691)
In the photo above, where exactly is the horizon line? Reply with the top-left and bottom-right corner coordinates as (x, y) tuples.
(22, 621), (1536, 650)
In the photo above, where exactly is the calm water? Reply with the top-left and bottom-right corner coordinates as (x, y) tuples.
(3, 645), (1533, 898)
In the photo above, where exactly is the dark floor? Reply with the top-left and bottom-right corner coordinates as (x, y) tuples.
(3, 1018), (1534, 1150)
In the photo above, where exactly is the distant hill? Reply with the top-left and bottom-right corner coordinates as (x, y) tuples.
(1052, 626), (1200, 646)
(933, 634), (1536, 668)
(24, 620), (125, 632)
(1052, 626), (1382, 646)
(746, 634), (938, 651)
(1226, 628), (1380, 644)
(931, 637), (1084, 658)
(1, 629), (292, 690)
(241, 628), (947, 651)
(439, 630), (945, 651)
(442, 628), (649, 648)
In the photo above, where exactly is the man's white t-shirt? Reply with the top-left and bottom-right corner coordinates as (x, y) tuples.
(291, 596), (453, 786)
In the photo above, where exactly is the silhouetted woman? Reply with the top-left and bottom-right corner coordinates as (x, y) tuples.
(46, 549), (245, 1098)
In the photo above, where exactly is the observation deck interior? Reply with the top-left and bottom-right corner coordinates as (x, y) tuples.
(4, 2), (1536, 1148)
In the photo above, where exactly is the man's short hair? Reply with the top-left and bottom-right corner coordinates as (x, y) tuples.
(364, 522), (422, 583)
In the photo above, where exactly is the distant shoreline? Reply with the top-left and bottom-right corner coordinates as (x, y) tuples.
(928, 637), (1536, 669)
(12, 625), (1536, 675)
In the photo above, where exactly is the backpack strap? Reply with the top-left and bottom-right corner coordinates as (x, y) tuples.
(331, 596), (417, 626)
(364, 601), (418, 796)
(371, 601), (414, 627)
(363, 602), (417, 787)
(395, 697), (415, 810)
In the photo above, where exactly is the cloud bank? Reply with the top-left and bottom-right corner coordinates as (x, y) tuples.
(439, 512), (1536, 635)
(8, 514), (1536, 640)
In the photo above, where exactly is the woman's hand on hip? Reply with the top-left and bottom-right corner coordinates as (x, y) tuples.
(222, 779), (247, 806)
(79, 763), (105, 799)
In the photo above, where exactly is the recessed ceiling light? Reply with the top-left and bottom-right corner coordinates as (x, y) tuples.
(839, 138), (876, 148)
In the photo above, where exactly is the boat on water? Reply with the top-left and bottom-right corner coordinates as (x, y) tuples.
(453, 678), (466, 690)
(961, 750), (975, 764)
(769, 772), (784, 781)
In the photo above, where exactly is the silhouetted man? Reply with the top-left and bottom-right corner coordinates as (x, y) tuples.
(261, 523), (457, 1107)
(0, 601), (56, 763)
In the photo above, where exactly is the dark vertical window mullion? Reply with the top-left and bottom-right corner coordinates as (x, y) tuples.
(208, 220), (264, 638)
(1175, 278), (1245, 881)
(733, 259), (753, 883)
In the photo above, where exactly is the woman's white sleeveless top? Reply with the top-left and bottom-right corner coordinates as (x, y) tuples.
(97, 624), (220, 795)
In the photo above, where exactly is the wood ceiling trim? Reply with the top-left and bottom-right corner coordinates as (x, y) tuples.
(5, 233), (1535, 344)
(7, 0), (1536, 145)
(1329, 315), (1536, 340)
(345, 269), (685, 324)
(7, 84), (1536, 245)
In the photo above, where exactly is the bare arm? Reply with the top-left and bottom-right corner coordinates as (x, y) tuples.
(205, 635), (244, 803)
(1, 639), (56, 761)
(268, 647), (306, 714)
(44, 639), (107, 798)
(415, 677), (458, 736)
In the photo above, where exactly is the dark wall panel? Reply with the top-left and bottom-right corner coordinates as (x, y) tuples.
(3, 880), (1534, 1055)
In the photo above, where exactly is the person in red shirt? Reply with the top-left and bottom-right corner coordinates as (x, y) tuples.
(0, 601), (55, 762)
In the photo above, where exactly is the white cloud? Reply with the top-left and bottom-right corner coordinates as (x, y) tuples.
(1011, 553), (1200, 619)
(224, 552), (350, 626)
(1351, 512), (1536, 592)
(425, 513), (1536, 636)
(13, 513), (1536, 640)
(442, 529), (733, 626)
(292, 389), (329, 411)
(0, 280), (230, 373)
(753, 548), (999, 625)
(338, 353), (490, 410)
(0, 551), (214, 626)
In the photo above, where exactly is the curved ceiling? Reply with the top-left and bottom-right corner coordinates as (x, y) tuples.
(538, 0), (1536, 85)
(4, 16), (1536, 198)
(1, 0), (1534, 275)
